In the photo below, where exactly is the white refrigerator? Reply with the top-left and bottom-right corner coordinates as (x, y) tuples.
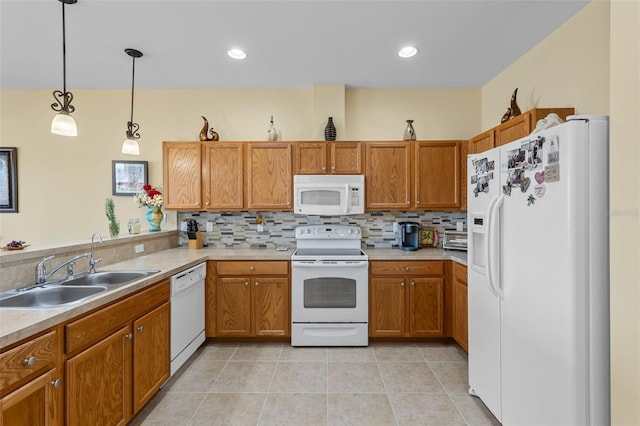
(467, 115), (610, 425)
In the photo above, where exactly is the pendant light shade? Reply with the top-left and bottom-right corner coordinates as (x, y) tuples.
(122, 48), (143, 155)
(51, 0), (78, 136)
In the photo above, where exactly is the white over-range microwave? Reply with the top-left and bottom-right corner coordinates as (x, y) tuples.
(293, 174), (365, 215)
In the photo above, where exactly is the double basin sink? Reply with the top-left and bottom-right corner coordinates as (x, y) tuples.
(0, 270), (159, 310)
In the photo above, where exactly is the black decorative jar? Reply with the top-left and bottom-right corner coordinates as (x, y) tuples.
(324, 117), (336, 141)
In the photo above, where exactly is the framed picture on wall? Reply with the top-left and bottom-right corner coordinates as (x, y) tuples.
(112, 160), (148, 196)
(0, 147), (18, 213)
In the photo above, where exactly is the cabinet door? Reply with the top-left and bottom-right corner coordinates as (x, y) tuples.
(459, 140), (469, 211)
(1, 369), (59, 426)
(294, 143), (328, 174)
(132, 303), (170, 414)
(252, 277), (289, 336)
(496, 113), (531, 146)
(469, 129), (495, 154)
(453, 280), (468, 351)
(331, 142), (362, 174)
(203, 143), (244, 209)
(66, 325), (131, 426)
(414, 141), (460, 209)
(217, 278), (251, 337)
(409, 277), (444, 337)
(162, 142), (203, 210)
(205, 261), (217, 337)
(246, 143), (292, 209)
(369, 277), (405, 337)
(365, 142), (412, 209)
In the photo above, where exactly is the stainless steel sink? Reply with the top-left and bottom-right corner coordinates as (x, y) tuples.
(0, 286), (107, 309)
(61, 270), (159, 287)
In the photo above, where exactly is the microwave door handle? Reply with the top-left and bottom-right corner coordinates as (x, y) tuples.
(341, 184), (349, 214)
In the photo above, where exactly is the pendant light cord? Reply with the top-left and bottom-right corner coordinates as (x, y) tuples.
(62, 2), (67, 95)
(130, 56), (136, 124)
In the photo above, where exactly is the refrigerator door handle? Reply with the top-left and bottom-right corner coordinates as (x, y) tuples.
(487, 195), (505, 299)
(483, 195), (500, 298)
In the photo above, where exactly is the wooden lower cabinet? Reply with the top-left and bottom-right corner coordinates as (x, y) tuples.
(66, 325), (131, 426)
(215, 261), (290, 337)
(369, 261), (444, 337)
(452, 263), (468, 351)
(1, 368), (59, 426)
(64, 281), (170, 425)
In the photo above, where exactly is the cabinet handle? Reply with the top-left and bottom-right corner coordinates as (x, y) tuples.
(206, 201), (210, 206)
(196, 202), (200, 206)
(401, 282), (405, 287)
(255, 282), (259, 286)
(51, 379), (61, 388)
(249, 266), (255, 271)
(405, 266), (410, 272)
(411, 282), (415, 286)
(331, 166), (336, 170)
(125, 333), (133, 340)
(416, 201), (420, 205)
(23, 356), (37, 366)
(244, 281), (249, 286)
(137, 326), (144, 332)
(322, 166), (326, 171)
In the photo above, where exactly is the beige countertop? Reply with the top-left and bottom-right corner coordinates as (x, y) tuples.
(0, 246), (466, 349)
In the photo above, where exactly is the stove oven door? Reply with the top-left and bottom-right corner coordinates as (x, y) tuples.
(291, 260), (368, 323)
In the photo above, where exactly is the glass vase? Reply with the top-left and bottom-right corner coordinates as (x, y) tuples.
(146, 206), (163, 232)
(108, 220), (120, 238)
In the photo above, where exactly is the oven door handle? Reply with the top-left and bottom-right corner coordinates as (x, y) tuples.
(292, 261), (369, 268)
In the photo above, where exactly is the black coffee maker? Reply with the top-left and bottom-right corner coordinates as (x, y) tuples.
(398, 222), (421, 251)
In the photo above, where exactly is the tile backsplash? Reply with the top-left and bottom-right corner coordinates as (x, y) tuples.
(177, 211), (467, 249)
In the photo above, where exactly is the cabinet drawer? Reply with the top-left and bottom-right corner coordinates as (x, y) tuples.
(66, 280), (170, 354)
(371, 261), (444, 276)
(453, 262), (468, 285)
(0, 330), (57, 391)
(216, 261), (289, 276)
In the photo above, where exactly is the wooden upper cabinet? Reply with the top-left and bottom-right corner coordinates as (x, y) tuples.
(294, 143), (328, 174)
(414, 141), (460, 210)
(331, 142), (362, 174)
(365, 142), (412, 209)
(469, 129), (495, 154)
(496, 107), (575, 146)
(203, 143), (244, 209)
(294, 142), (362, 174)
(245, 143), (292, 210)
(459, 140), (469, 211)
(162, 142), (203, 210)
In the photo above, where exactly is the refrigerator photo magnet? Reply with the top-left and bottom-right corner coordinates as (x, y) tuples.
(543, 136), (560, 182)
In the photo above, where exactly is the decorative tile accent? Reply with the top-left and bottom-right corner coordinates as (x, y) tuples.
(177, 211), (467, 249)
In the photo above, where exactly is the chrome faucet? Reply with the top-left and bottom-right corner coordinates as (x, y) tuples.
(89, 232), (103, 273)
(35, 253), (92, 284)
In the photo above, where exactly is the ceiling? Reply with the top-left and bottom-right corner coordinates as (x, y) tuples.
(0, 0), (589, 90)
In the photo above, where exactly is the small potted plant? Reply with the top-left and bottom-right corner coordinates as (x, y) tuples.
(105, 198), (120, 237)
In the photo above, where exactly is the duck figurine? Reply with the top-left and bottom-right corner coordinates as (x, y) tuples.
(199, 116), (219, 141)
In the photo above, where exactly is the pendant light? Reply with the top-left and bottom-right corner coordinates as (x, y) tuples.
(51, 0), (78, 136)
(122, 48), (143, 155)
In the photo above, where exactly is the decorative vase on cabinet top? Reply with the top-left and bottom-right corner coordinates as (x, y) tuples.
(324, 117), (336, 141)
(403, 119), (416, 141)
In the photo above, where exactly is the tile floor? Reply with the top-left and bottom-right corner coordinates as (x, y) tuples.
(130, 341), (500, 426)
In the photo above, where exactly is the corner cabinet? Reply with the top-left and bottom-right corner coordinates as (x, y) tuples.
(215, 261), (290, 337)
(294, 142), (362, 174)
(414, 141), (461, 209)
(369, 261), (444, 337)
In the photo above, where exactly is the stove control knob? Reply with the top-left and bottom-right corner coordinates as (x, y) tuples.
(305, 228), (311, 234)
(348, 229), (353, 234)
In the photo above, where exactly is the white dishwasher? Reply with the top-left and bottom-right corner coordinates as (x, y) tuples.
(170, 262), (206, 376)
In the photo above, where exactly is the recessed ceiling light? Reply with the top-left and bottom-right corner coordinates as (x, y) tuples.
(227, 48), (247, 60)
(398, 46), (418, 58)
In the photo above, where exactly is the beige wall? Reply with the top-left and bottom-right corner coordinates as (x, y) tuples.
(482, 0), (640, 423)
(481, 0), (610, 129)
(0, 86), (479, 246)
(609, 0), (640, 424)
